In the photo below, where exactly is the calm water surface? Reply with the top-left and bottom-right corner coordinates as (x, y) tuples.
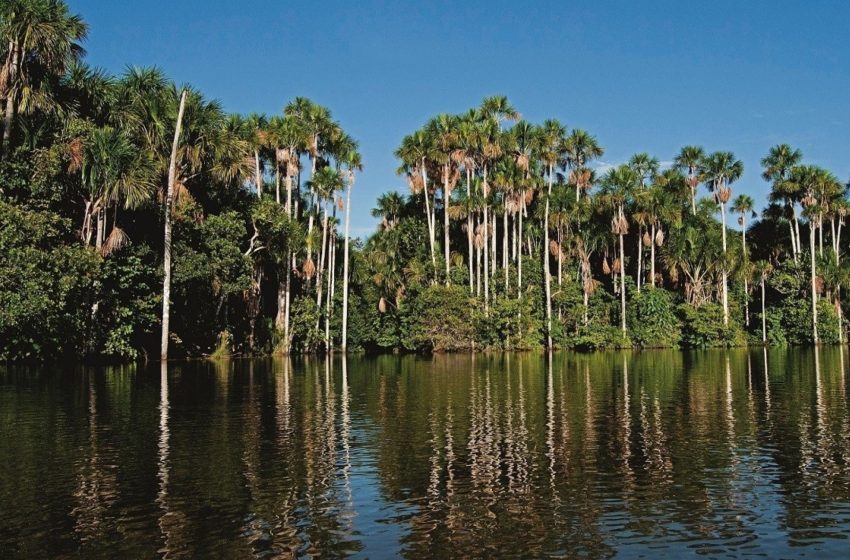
(2, 349), (850, 558)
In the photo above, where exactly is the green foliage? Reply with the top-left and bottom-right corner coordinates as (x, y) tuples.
(628, 288), (681, 348)
(0, 202), (99, 360)
(678, 303), (745, 348)
(406, 285), (476, 352)
(476, 296), (540, 350)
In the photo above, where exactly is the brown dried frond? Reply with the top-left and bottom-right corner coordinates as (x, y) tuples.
(643, 232), (652, 247)
(67, 137), (84, 174)
(515, 153), (529, 171)
(549, 239), (561, 256)
(378, 297), (387, 313)
(613, 258), (622, 274)
(583, 278), (598, 296)
(655, 229), (665, 246)
(816, 276), (824, 295)
(524, 190), (534, 205)
(101, 227), (130, 256)
(602, 257), (611, 275)
(337, 197), (344, 211)
(408, 173), (424, 194)
(302, 256), (316, 279)
(687, 176), (699, 188)
(717, 187), (731, 204)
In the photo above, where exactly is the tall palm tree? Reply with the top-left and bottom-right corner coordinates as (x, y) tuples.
(732, 194), (755, 326)
(0, 0), (88, 156)
(628, 153), (659, 291)
(564, 129), (604, 200)
(340, 142), (362, 352)
(538, 119), (566, 349)
(371, 191), (404, 231)
(600, 165), (639, 337)
(395, 129), (437, 273)
(762, 144), (803, 262)
(673, 145), (705, 215)
(753, 260), (773, 344)
(427, 113), (459, 284)
(701, 151), (743, 326)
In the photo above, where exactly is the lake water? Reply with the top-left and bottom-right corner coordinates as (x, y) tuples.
(2, 349), (850, 558)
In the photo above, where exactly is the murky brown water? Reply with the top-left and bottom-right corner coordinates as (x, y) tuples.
(2, 348), (850, 558)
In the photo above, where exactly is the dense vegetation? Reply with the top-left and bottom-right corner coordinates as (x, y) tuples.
(1, 1), (847, 361)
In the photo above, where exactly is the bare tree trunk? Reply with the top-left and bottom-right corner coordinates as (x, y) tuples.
(742, 221), (749, 327)
(1, 44), (18, 158)
(341, 181), (353, 352)
(483, 169), (490, 311)
(160, 90), (188, 360)
(518, 198), (523, 300)
(811, 221), (819, 344)
(619, 226), (626, 336)
(503, 206), (508, 293)
(720, 200), (729, 326)
(761, 277), (767, 344)
(650, 222), (656, 287)
(254, 150), (262, 198)
(315, 210), (328, 334)
(544, 165), (553, 349)
(636, 226), (643, 293)
(324, 230), (334, 352)
(422, 163), (436, 274)
(444, 166), (451, 285)
(466, 170), (473, 293)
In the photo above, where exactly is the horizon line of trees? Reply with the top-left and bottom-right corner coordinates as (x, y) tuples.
(2, 0), (848, 361)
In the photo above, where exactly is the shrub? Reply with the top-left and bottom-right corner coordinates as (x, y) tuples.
(406, 285), (477, 352)
(628, 287), (681, 348)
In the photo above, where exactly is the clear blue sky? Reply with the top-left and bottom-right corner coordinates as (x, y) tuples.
(71, 0), (850, 238)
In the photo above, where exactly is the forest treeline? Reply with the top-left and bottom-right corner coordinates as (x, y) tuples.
(1, 1), (847, 361)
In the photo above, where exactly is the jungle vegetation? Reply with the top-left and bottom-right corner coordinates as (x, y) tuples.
(1, 0), (847, 361)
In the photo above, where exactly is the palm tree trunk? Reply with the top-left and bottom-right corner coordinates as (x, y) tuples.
(95, 207), (104, 251)
(285, 175), (293, 216)
(742, 223), (749, 327)
(324, 230), (334, 352)
(466, 170), (473, 294)
(315, 210), (328, 333)
(650, 222), (656, 288)
(503, 206), (509, 293)
(341, 182), (352, 352)
(275, 163), (281, 204)
(811, 220), (819, 344)
(483, 169), (490, 310)
(421, 163), (436, 274)
(761, 277), (767, 344)
(516, 196), (525, 299)
(1, 44), (18, 158)
(720, 200), (729, 326)
(619, 227), (626, 336)
(544, 165), (553, 350)
(444, 167), (451, 285)
(557, 229), (563, 286)
(254, 150), (262, 198)
(491, 206), (497, 281)
(789, 220), (798, 263)
(160, 89), (188, 361)
(636, 226), (643, 293)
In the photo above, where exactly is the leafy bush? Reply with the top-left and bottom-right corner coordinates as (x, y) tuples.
(406, 285), (477, 352)
(678, 303), (745, 348)
(628, 287), (681, 348)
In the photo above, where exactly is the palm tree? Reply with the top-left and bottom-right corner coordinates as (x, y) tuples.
(340, 142), (362, 352)
(427, 113), (459, 284)
(160, 89), (187, 360)
(701, 151), (743, 326)
(753, 260), (773, 344)
(395, 129), (437, 273)
(244, 113), (268, 199)
(732, 194), (755, 325)
(628, 153), (659, 291)
(673, 145), (705, 215)
(762, 144), (803, 262)
(538, 119), (566, 349)
(371, 192), (404, 231)
(600, 164), (639, 337)
(0, 0), (88, 156)
(81, 125), (155, 252)
(564, 129), (604, 200)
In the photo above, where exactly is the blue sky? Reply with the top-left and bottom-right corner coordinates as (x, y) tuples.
(71, 0), (850, 237)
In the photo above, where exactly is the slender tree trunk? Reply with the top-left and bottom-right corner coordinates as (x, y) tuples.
(794, 213), (802, 261)
(421, 163), (436, 274)
(491, 205), (497, 281)
(341, 181), (352, 352)
(819, 216), (824, 256)
(619, 226), (626, 336)
(811, 220), (819, 344)
(650, 222), (656, 288)
(307, 155), (317, 263)
(483, 168), (490, 310)
(516, 196), (525, 299)
(95, 207), (104, 251)
(315, 210), (328, 333)
(720, 200), (729, 326)
(503, 206), (509, 293)
(160, 90), (188, 361)
(789, 220), (798, 263)
(444, 166), (451, 285)
(254, 150), (262, 198)
(275, 163), (281, 204)
(636, 226), (643, 293)
(690, 186), (696, 215)
(761, 277), (767, 344)
(324, 230), (334, 352)
(544, 165), (553, 349)
(466, 170), (473, 294)
(285, 174), (293, 216)
(1, 44), (18, 158)
(557, 229), (563, 286)
(742, 221), (749, 327)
